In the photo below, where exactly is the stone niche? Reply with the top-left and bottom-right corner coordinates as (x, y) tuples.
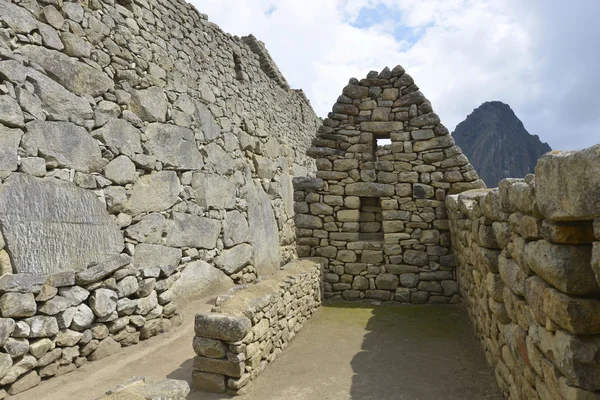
(294, 65), (486, 304)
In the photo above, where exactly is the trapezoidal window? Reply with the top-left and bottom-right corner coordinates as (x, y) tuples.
(358, 197), (384, 242)
(373, 135), (392, 161)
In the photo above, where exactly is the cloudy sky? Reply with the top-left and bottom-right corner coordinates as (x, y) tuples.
(191, 0), (600, 151)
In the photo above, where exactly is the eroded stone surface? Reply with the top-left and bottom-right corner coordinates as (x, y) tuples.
(0, 174), (123, 274)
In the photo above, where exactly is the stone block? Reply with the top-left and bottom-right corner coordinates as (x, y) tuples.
(195, 313), (251, 342)
(193, 356), (244, 378)
(536, 145), (600, 220)
(192, 371), (226, 393)
(345, 182), (395, 197)
(543, 287), (600, 335)
(525, 240), (598, 295)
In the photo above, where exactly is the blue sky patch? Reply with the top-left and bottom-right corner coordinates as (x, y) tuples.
(350, 4), (425, 46)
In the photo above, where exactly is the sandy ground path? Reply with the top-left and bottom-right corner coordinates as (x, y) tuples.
(11, 301), (503, 400)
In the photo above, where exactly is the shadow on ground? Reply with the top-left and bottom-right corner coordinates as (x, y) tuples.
(345, 302), (503, 400)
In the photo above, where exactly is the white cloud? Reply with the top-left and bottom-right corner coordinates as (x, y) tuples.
(190, 0), (600, 151)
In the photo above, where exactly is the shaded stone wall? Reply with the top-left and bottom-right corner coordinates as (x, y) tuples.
(192, 259), (321, 395)
(294, 66), (485, 304)
(447, 145), (600, 399)
(0, 0), (320, 395)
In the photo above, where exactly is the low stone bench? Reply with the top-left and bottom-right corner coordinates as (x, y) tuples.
(192, 259), (322, 394)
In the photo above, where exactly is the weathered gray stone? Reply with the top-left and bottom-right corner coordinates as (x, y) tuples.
(193, 336), (228, 359)
(92, 120), (142, 157)
(192, 173), (236, 210)
(103, 376), (190, 400)
(375, 274), (399, 290)
(0, 293), (36, 318)
(536, 145), (600, 220)
(196, 103), (221, 141)
(75, 254), (131, 285)
(56, 329), (83, 347)
(0, 0), (37, 33)
(125, 172), (181, 215)
(129, 86), (166, 122)
(25, 120), (104, 173)
(193, 356), (244, 378)
(125, 214), (166, 244)
(0, 274), (45, 293)
(223, 211), (250, 247)
(38, 296), (70, 316)
(116, 276), (139, 298)
(195, 313), (251, 343)
(0, 96), (24, 128)
(28, 338), (52, 359)
(71, 303), (94, 331)
(104, 156), (137, 184)
(145, 123), (203, 170)
(171, 261), (233, 303)
(25, 316), (59, 338)
(202, 143), (236, 175)
(88, 337), (120, 361)
(215, 244), (252, 275)
(0, 174), (124, 275)
(59, 286), (90, 306)
(346, 182), (395, 197)
(165, 213), (221, 249)
(18, 45), (113, 96)
(292, 177), (324, 192)
(3, 338), (29, 358)
(136, 292), (158, 315)
(247, 180), (281, 276)
(525, 240), (598, 295)
(133, 244), (181, 271)
(0, 353), (11, 381)
(90, 289), (118, 318)
(0, 319), (14, 346)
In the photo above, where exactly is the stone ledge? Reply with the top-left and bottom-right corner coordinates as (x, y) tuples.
(192, 259), (322, 394)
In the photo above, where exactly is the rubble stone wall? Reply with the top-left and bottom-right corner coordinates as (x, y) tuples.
(0, 0), (321, 396)
(192, 259), (322, 395)
(294, 66), (485, 304)
(447, 145), (600, 400)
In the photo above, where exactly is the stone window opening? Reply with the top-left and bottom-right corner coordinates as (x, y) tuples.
(373, 136), (392, 161)
(358, 197), (384, 242)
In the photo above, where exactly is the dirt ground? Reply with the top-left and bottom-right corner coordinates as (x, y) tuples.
(10, 300), (504, 400)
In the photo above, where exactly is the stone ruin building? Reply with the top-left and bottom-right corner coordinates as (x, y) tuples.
(0, 0), (598, 399)
(295, 66), (485, 304)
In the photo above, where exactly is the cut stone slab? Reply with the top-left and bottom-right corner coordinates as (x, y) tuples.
(145, 123), (203, 170)
(346, 182), (395, 197)
(92, 119), (143, 157)
(18, 45), (114, 96)
(193, 356), (244, 378)
(171, 260), (233, 303)
(102, 376), (190, 400)
(535, 145), (600, 220)
(0, 174), (124, 274)
(196, 102), (221, 141)
(165, 213), (221, 249)
(215, 244), (252, 274)
(0, 95), (24, 128)
(76, 254), (131, 285)
(192, 371), (226, 393)
(0, 126), (23, 172)
(133, 244), (181, 270)
(194, 313), (251, 342)
(246, 179), (281, 276)
(192, 173), (236, 210)
(104, 156), (137, 184)
(0, 0), (37, 33)
(525, 240), (598, 295)
(0, 293), (36, 318)
(223, 211), (250, 247)
(124, 171), (181, 215)
(25, 120), (104, 173)
(129, 87), (167, 123)
(543, 287), (600, 335)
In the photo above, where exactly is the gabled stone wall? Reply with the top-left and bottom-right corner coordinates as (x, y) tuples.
(0, 0), (321, 395)
(294, 66), (485, 303)
(448, 145), (600, 399)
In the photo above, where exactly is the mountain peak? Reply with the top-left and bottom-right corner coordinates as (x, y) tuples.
(452, 102), (552, 187)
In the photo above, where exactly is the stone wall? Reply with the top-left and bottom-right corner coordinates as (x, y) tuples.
(447, 145), (600, 399)
(294, 66), (485, 304)
(0, 0), (320, 396)
(192, 259), (322, 394)
(0, 254), (183, 396)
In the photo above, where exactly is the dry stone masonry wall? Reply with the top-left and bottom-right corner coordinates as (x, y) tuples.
(448, 145), (600, 400)
(294, 66), (486, 304)
(191, 259), (321, 395)
(0, 0), (320, 396)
